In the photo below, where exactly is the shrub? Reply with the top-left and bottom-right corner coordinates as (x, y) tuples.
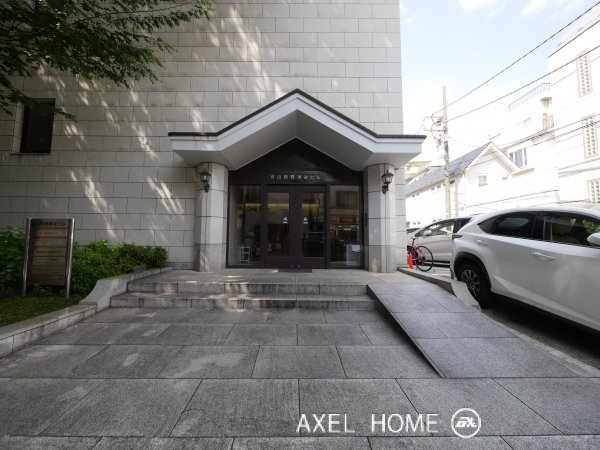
(71, 240), (167, 295)
(0, 226), (25, 289)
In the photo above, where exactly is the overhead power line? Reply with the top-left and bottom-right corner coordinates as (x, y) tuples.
(408, 119), (599, 194)
(447, 45), (600, 123)
(430, 1), (600, 117)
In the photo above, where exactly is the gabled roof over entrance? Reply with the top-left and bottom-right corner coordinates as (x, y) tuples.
(168, 90), (425, 171)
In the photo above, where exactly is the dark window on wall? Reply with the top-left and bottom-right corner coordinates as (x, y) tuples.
(20, 99), (55, 154)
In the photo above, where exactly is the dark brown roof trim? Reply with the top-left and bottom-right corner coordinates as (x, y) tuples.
(168, 89), (426, 140)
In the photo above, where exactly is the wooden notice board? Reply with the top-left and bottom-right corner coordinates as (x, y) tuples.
(22, 218), (75, 298)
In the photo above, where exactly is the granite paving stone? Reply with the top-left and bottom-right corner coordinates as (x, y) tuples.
(83, 308), (160, 323)
(415, 338), (532, 378)
(392, 313), (446, 339)
(171, 379), (299, 437)
(69, 345), (182, 378)
(487, 338), (577, 377)
(225, 324), (297, 346)
(324, 311), (386, 324)
(38, 323), (109, 345)
(425, 313), (515, 338)
(252, 346), (346, 378)
(232, 437), (370, 449)
(369, 436), (511, 449)
(299, 379), (427, 436)
(378, 295), (448, 313)
(159, 346), (259, 378)
(267, 310), (327, 324)
(298, 324), (371, 346)
(495, 378), (600, 434)
(143, 308), (214, 324)
(0, 437), (101, 450)
(0, 344), (106, 378)
(428, 293), (478, 313)
(502, 435), (600, 449)
(359, 324), (408, 346)
(92, 437), (233, 450)
(151, 324), (234, 346)
(398, 379), (560, 436)
(78, 323), (170, 344)
(205, 310), (269, 324)
(44, 379), (200, 437)
(0, 378), (103, 436)
(337, 346), (438, 379)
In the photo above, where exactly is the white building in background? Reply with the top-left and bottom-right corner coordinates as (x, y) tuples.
(0, 1), (426, 273)
(549, 4), (600, 210)
(406, 5), (600, 227)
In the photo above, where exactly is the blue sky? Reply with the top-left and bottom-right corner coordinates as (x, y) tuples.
(400, 0), (597, 160)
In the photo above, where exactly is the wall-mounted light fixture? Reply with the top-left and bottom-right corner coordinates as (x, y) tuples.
(199, 168), (211, 193)
(381, 167), (394, 194)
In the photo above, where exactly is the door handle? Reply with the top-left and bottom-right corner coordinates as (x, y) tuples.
(476, 240), (488, 246)
(533, 251), (555, 261)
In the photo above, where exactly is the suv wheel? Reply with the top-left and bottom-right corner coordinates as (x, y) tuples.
(457, 263), (493, 308)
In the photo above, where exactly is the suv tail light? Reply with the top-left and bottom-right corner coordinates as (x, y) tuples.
(452, 234), (462, 241)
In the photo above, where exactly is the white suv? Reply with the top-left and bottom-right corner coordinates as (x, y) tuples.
(451, 207), (600, 332)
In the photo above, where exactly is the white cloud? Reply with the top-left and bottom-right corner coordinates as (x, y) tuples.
(460, 0), (502, 12)
(400, 1), (416, 24)
(521, 0), (595, 17)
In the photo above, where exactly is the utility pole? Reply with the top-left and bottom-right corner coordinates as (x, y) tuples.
(442, 87), (451, 219)
(423, 86), (452, 218)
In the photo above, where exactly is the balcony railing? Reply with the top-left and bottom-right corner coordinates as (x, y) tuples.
(542, 114), (554, 130)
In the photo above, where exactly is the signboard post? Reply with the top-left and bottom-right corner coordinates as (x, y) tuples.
(21, 218), (75, 298)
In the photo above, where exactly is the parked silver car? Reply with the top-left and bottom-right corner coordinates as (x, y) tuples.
(407, 217), (473, 263)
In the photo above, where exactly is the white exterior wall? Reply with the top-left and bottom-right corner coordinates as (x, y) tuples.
(0, 0), (405, 269)
(549, 21), (600, 211)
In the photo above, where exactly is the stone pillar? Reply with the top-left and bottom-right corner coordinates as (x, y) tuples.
(363, 164), (397, 273)
(395, 167), (408, 268)
(194, 163), (228, 272)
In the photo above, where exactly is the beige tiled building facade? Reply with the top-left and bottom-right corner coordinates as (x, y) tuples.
(0, 0), (424, 272)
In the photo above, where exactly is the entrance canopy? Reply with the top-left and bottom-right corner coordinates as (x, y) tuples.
(169, 90), (425, 171)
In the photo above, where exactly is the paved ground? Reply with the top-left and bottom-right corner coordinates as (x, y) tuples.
(481, 296), (600, 371)
(2, 271), (600, 449)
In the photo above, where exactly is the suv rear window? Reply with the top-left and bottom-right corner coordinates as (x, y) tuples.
(486, 213), (537, 239)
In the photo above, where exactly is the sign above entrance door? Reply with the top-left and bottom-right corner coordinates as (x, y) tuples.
(270, 173), (321, 182)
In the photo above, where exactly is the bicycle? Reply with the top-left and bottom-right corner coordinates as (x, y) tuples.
(408, 237), (433, 272)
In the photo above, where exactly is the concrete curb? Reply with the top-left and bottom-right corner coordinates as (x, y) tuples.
(398, 267), (481, 311)
(0, 266), (172, 359)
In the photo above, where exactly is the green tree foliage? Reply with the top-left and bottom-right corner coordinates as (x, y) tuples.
(0, 226), (25, 289)
(0, 0), (214, 118)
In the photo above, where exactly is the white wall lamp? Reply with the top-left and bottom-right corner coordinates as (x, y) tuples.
(199, 168), (211, 193)
(382, 167), (394, 194)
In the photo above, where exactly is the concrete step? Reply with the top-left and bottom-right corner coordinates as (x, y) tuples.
(111, 292), (374, 310)
(126, 280), (368, 296)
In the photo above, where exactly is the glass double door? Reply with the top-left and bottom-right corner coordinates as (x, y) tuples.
(265, 186), (325, 269)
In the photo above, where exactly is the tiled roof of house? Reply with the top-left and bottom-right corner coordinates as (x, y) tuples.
(406, 143), (489, 195)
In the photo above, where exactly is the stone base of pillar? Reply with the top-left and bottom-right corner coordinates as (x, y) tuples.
(193, 243), (227, 272)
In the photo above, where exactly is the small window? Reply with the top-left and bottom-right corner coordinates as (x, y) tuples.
(543, 214), (600, 247)
(510, 149), (527, 168)
(478, 175), (487, 187)
(487, 213), (537, 239)
(502, 175), (509, 182)
(577, 50), (593, 97)
(582, 116), (598, 158)
(590, 179), (600, 203)
(20, 99), (55, 154)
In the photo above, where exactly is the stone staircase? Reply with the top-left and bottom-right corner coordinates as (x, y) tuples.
(111, 277), (374, 310)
